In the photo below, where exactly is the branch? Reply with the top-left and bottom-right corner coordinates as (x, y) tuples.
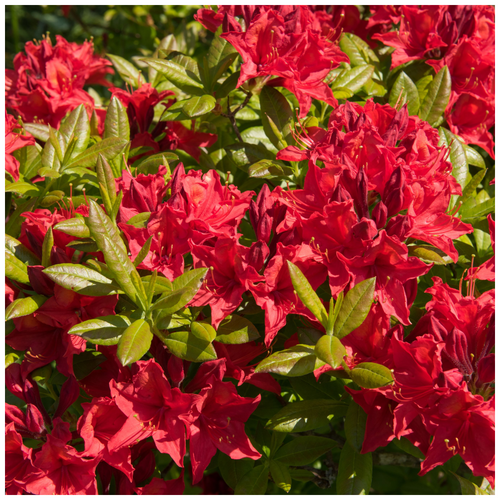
(221, 91), (253, 143)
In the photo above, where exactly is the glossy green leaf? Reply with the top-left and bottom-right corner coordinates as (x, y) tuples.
(191, 321), (216, 342)
(133, 235), (153, 268)
(287, 261), (328, 328)
(6, 198), (37, 238)
(206, 26), (238, 90)
(66, 238), (99, 253)
(215, 71), (240, 100)
(5, 251), (30, 284)
(457, 169), (487, 207)
(64, 137), (128, 169)
(225, 142), (275, 170)
(274, 436), (337, 466)
(59, 104), (90, 158)
(41, 227), (54, 268)
(333, 64), (375, 94)
(389, 71), (420, 116)
(104, 96), (130, 142)
(73, 351), (106, 380)
(465, 145), (486, 169)
(339, 34), (365, 66)
(108, 53), (146, 87)
(43, 264), (120, 296)
(408, 245), (448, 265)
(18, 144), (43, 180)
(350, 362), (394, 389)
(5, 235), (40, 266)
(315, 335), (346, 369)
(266, 399), (347, 433)
(419, 66), (451, 126)
(334, 277), (376, 339)
(5, 181), (40, 196)
(182, 94), (216, 117)
(291, 373), (344, 401)
(234, 464), (270, 495)
(344, 401), (367, 453)
(48, 125), (65, 162)
(337, 441), (372, 495)
(332, 87), (354, 100)
(6, 295), (47, 321)
(297, 327), (323, 346)
(255, 345), (326, 377)
(218, 454), (254, 490)
(136, 152), (178, 175)
(461, 198), (495, 221)
(142, 275), (172, 294)
(248, 159), (285, 179)
(23, 122), (49, 142)
(439, 128), (468, 195)
(88, 200), (146, 308)
(260, 86), (293, 149)
(117, 319), (153, 365)
(162, 330), (217, 362)
(452, 473), (489, 495)
(214, 314), (260, 344)
(68, 315), (131, 345)
(54, 217), (90, 238)
(269, 461), (292, 493)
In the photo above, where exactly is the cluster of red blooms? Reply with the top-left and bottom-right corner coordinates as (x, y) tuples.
(372, 5), (496, 158)
(5, 4), (495, 495)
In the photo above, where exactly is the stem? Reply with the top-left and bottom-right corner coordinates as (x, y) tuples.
(221, 91), (253, 143)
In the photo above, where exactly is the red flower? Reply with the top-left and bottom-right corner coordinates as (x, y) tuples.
(109, 359), (197, 467)
(5, 112), (35, 181)
(189, 374), (261, 484)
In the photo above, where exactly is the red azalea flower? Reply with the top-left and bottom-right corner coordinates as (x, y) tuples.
(5, 112), (35, 181)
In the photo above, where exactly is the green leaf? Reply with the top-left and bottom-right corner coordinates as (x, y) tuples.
(297, 327), (323, 346)
(133, 235), (153, 268)
(419, 66), (451, 126)
(5, 235), (40, 266)
(461, 198), (495, 221)
(136, 152), (178, 175)
(393, 437), (426, 460)
(64, 137), (128, 170)
(5, 181), (40, 196)
(18, 144), (42, 180)
(274, 436), (337, 466)
(104, 96), (130, 142)
(269, 461), (292, 493)
(6, 295), (47, 321)
(181, 94), (216, 117)
(350, 362), (394, 389)
(315, 335), (346, 369)
(225, 142), (275, 170)
(141, 57), (204, 94)
(248, 159), (286, 179)
(287, 261), (328, 328)
(334, 278), (375, 339)
(457, 169), (487, 208)
(339, 35), (365, 66)
(73, 351), (106, 380)
(465, 145), (486, 169)
(5, 251), (30, 284)
(438, 128), (468, 195)
(191, 321), (216, 342)
(214, 314), (260, 344)
(142, 275), (172, 294)
(234, 464), (269, 495)
(415, 74), (433, 103)
(117, 319), (153, 365)
(162, 330), (217, 363)
(87, 200), (146, 308)
(291, 373), (344, 401)
(266, 399), (347, 433)
(68, 315), (131, 345)
(255, 345), (326, 377)
(344, 401), (367, 453)
(41, 227), (54, 268)
(215, 71), (240, 100)
(108, 53), (146, 87)
(59, 104), (90, 158)
(337, 441), (372, 495)
(389, 71), (420, 116)
(332, 87), (354, 100)
(206, 27), (238, 91)
(48, 125), (65, 163)
(54, 217), (90, 238)
(408, 245), (447, 265)
(218, 454), (254, 490)
(260, 86), (293, 149)
(333, 64), (375, 94)
(43, 264), (120, 296)
(452, 473), (489, 495)
(23, 122), (49, 142)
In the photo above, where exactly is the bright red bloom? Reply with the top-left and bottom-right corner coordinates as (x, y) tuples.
(109, 359), (197, 467)
(26, 419), (99, 495)
(5, 112), (35, 181)
(136, 473), (185, 495)
(6, 35), (112, 127)
(189, 373), (261, 484)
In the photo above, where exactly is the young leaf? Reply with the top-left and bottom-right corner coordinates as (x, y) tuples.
(344, 401), (367, 453)
(161, 330), (217, 363)
(214, 315), (260, 344)
(439, 128), (468, 194)
(465, 145), (486, 169)
(419, 66), (451, 126)
(248, 159), (285, 179)
(104, 96), (130, 142)
(274, 436), (337, 466)
(41, 226), (54, 268)
(6, 235), (40, 266)
(234, 464), (270, 495)
(255, 345), (326, 377)
(23, 122), (50, 142)
(108, 53), (146, 87)
(191, 321), (216, 342)
(269, 461), (292, 493)
(333, 64), (375, 94)
(6, 295), (47, 321)
(336, 441), (372, 495)
(350, 362), (394, 389)
(54, 217), (90, 238)
(96, 154), (118, 206)
(43, 264), (120, 296)
(389, 71), (420, 116)
(117, 319), (153, 366)
(181, 94), (216, 118)
(133, 235), (153, 268)
(314, 335), (346, 369)
(59, 104), (90, 158)
(64, 137), (128, 169)
(6, 252), (30, 284)
(334, 277), (376, 339)
(287, 261), (328, 328)
(266, 399), (347, 433)
(68, 315), (131, 345)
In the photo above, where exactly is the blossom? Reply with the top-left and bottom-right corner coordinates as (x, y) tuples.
(5, 112), (35, 181)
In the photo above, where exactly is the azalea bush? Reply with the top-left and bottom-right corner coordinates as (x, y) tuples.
(5, 5), (495, 495)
